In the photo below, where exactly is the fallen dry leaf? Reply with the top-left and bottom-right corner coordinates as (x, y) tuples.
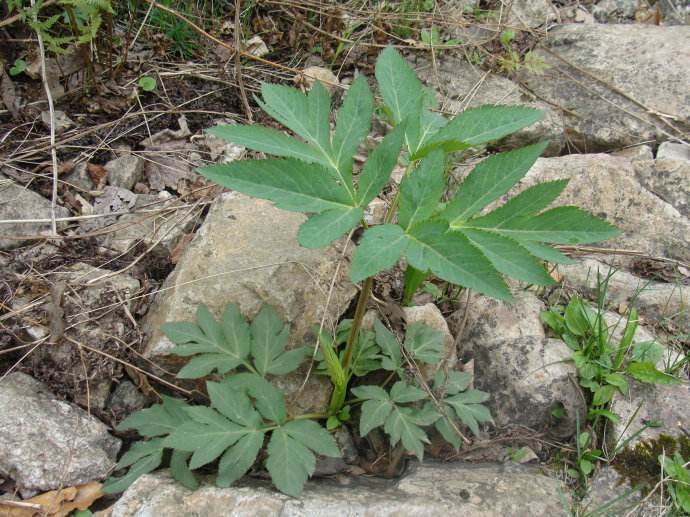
(87, 163), (108, 190)
(0, 481), (103, 517)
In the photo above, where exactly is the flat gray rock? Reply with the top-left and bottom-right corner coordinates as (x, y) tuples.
(111, 463), (569, 517)
(520, 24), (690, 151)
(143, 192), (357, 414)
(0, 373), (120, 494)
(0, 173), (70, 249)
(450, 291), (585, 437)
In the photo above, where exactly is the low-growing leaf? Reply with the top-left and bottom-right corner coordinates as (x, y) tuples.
(390, 381), (427, 403)
(170, 450), (198, 489)
(403, 322), (444, 364)
(117, 396), (190, 437)
(283, 419), (341, 457)
(592, 384), (616, 406)
(216, 431), (265, 487)
(226, 373), (288, 423)
(626, 362), (680, 385)
(375, 320), (403, 372)
(631, 341), (664, 364)
(359, 398), (394, 436)
(383, 406), (429, 460)
(102, 447), (164, 494)
(265, 427), (316, 497)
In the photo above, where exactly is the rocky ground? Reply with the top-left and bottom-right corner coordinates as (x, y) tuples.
(1, 0), (689, 515)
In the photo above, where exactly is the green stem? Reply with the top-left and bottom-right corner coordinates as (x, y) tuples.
(291, 412), (328, 421)
(340, 276), (373, 373)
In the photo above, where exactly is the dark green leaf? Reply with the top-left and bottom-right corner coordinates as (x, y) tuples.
(626, 362), (680, 385)
(250, 305), (290, 376)
(297, 207), (363, 248)
(383, 407), (429, 460)
(359, 398), (394, 436)
(206, 381), (262, 427)
(470, 180), (569, 229)
(199, 158), (357, 212)
(207, 125), (323, 164)
(399, 150), (445, 230)
(442, 143), (548, 224)
(117, 396), (190, 437)
(333, 75), (374, 174)
(520, 241), (575, 265)
(423, 105), (544, 154)
(474, 206), (621, 244)
(351, 224), (408, 282)
(375, 47), (423, 124)
(102, 448), (163, 494)
(356, 124), (405, 206)
(459, 229), (554, 285)
(592, 384), (616, 406)
(403, 322), (444, 365)
(405, 221), (511, 301)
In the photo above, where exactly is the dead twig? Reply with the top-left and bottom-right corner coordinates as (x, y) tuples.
(234, 0), (253, 123)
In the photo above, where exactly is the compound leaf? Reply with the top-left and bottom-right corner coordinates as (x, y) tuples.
(383, 407), (429, 460)
(102, 444), (163, 494)
(359, 398), (393, 436)
(390, 381), (427, 403)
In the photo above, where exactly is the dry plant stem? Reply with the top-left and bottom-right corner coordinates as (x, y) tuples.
(30, 0), (59, 236)
(234, 0), (253, 123)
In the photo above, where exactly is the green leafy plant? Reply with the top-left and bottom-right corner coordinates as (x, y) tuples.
(9, 58), (26, 76)
(108, 47), (621, 498)
(542, 283), (679, 427)
(138, 75), (157, 92)
(5, 0), (114, 54)
(659, 452), (690, 514)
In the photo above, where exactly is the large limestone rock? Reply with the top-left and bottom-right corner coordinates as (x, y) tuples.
(450, 291), (585, 437)
(519, 153), (690, 265)
(111, 463), (569, 516)
(0, 173), (70, 249)
(0, 373), (120, 494)
(143, 192), (357, 412)
(610, 381), (690, 449)
(520, 24), (690, 151)
(410, 55), (565, 155)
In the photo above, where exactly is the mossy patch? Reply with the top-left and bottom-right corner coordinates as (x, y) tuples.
(613, 434), (690, 489)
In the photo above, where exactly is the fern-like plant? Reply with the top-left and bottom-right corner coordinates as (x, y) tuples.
(106, 47), (620, 497)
